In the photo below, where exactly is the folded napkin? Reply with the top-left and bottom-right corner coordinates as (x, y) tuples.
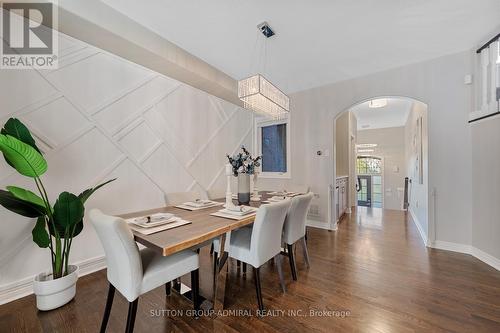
(184, 199), (214, 208)
(227, 205), (252, 213)
(131, 214), (177, 228)
(134, 213), (173, 224)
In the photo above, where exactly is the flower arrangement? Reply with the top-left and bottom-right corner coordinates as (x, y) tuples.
(226, 146), (261, 176)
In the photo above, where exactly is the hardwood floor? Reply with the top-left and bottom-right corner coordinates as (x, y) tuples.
(2, 207), (500, 332)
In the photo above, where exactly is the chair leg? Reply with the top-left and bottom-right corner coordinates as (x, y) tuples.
(173, 278), (181, 289)
(125, 299), (138, 333)
(274, 254), (286, 293)
(100, 283), (115, 333)
(165, 281), (171, 296)
(191, 269), (200, 316)
(301, 236), (311, 268)
(287, 244), (298, 281)
(210, 243), (214, 255)
(242, 262), (247, 275)
(213, 251), (219, 284)
(253, 267), (264, 312)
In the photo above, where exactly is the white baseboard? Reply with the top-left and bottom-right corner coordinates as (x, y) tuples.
(408, 208), (428, 246)
(471, 247), (500, 271)
(0, 255), (106, 306)
(432, 241), (500, 272)
(432, 240), (472, 254)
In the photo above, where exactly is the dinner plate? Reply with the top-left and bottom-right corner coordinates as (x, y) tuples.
(218, 206), (257, 216)
(183, 200), (216, 208)
(131, 214), (177, 228)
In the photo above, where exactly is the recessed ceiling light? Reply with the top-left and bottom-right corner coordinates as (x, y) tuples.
(368, 98), (388, 108)
(356, 143), (378, 148)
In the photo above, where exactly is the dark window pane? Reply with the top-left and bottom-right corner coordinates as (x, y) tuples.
(261, 124), (287, 173)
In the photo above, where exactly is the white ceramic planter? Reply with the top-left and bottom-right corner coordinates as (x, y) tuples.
(237, 173), (250, 205)
(33, 265), (78, 311)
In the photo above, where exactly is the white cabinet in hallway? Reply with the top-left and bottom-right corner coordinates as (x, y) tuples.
(336, 176), (349, 222)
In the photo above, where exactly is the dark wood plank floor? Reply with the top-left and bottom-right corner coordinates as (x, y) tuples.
(2, 207), (500, 332)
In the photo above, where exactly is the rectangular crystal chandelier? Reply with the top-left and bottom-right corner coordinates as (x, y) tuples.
(238, 74), (290, 118)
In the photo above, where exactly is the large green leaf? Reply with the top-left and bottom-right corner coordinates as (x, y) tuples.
(7, 186), (46, 208)
(53, 192), (84, 229)
(1, 118), (40, 152)
(32, 217), (50, 248)
(78, 178), (116, 204)
(48, 218), (84, 239)
(0, 135), (47, 178)
(0, 190), (46, 217)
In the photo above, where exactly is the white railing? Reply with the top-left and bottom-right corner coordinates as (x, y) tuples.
(471, 36), (500, 123)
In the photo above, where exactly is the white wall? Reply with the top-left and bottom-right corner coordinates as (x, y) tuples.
(404, 102), (429, 238)
(283, 50), (473, 245)
(335, 112), (349, 177)
(471, 116), (500, 264)
(357, 126), (407, 211)
(0, 30), (252, 303)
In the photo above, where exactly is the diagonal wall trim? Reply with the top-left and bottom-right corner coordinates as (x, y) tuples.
(0, 91), (63, 125)
(97, 80), (182, 136)
(40, 47), (100, 76)
(87, 155), (128, 190)
(138, 141), (163, 165)
(113, 117), (145, 142)
(86, 73), (157, 115)
(186, 106), (241, 168)
(35, 122), (95, 156)
(33, 70), (169, 198)
(205, 125), (254, 191)
(0, 29), (252, 298)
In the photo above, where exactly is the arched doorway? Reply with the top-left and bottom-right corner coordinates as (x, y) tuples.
(332, 96), (429, 243)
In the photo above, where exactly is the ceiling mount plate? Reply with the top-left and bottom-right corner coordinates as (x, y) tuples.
(257, 22), (275, 38)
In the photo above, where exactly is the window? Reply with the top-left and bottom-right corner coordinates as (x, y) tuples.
(256, 118), (291, 178)
(356, 156), (383, 208)
(371, 175), (383, 208)
(356, 156), (381, 175)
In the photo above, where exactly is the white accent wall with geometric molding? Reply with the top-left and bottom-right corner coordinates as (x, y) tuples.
(0, 30), (253, 304)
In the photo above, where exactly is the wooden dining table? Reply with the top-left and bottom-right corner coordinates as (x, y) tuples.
(119, 191), (279, 311)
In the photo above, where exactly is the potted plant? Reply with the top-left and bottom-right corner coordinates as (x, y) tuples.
(226, 146), (261, 205)
(0, 118), (115, 311)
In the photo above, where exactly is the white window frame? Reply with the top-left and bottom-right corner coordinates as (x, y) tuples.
(254, 116), (291, 179)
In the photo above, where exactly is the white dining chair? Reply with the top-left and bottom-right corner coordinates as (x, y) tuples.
(89, 209), (200, 333)
(282, 192), (314, 280)
(226, 200), (291, 311)
(164, 191), (201, 206)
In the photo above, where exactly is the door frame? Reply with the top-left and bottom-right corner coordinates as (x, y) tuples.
(356, 155), (385, 208)
(357, 175), (372, 207)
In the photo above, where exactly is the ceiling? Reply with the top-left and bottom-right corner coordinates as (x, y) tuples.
(351, 98), (413, 130)
(102, 0), (500, 93)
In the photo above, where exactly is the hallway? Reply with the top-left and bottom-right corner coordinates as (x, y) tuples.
(1, 208), (500, 332)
